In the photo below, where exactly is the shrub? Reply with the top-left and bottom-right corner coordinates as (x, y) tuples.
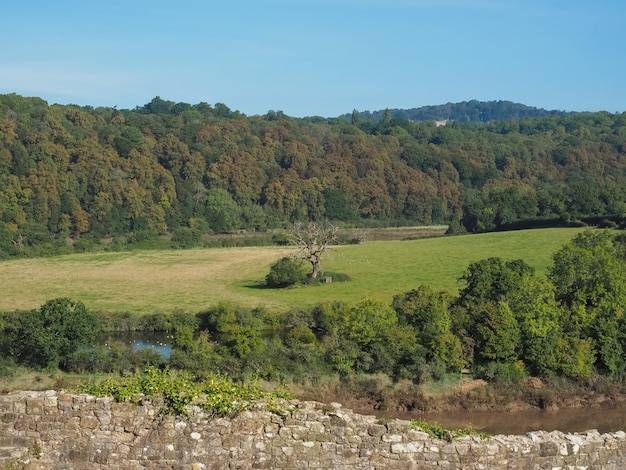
(284, 325), (318, 348)
(80, 366), (293, 416)
(72, 237), (95, 253)
(0, 356), (20, 378)
(598, 219), (618, 229)
(5, 298), (100, 370)
(417, 359), (448, 383)
(271, 232), (292, 246)
(170, 227), (201, 249)
(474, 360), (527, 383)
(410, 420), (490, 440)
(265, 257), (308, 288)
(126, 229), (156, 244)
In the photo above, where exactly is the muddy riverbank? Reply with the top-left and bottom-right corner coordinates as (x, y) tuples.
(301, 377), (626, 434)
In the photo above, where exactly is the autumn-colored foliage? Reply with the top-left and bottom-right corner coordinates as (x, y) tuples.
(1, 94), (625, 257)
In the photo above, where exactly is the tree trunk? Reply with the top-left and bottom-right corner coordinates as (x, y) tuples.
(310, 261), (320, 279)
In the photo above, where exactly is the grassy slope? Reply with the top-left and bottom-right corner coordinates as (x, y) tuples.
(0, 227), (586, 314)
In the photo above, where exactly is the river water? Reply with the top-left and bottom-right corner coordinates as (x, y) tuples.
(364, 407), (626, 435)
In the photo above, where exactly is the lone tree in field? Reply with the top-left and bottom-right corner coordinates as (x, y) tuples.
(289, 221), (338, 279)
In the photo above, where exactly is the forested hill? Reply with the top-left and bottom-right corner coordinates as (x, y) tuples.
(344, 100), (570, 123)
(0, 93), (625, 257)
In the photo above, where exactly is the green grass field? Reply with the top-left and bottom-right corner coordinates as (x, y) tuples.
(0, 227), (588, 314)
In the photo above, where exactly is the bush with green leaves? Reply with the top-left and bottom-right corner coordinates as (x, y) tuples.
(410, 420), (490, 440)
(3, 298), (99, 370)
(170, 226), (201, 249)
(474, 360), (527, 383)
(265, 257), (308, 287)
(271, 232), (292, 246)
(80, 366), (292, 416)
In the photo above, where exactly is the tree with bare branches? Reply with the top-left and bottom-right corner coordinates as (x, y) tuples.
(288, 222), (339, 279)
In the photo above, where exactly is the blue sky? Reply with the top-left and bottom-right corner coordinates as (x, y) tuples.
(1, 0), (624, 117)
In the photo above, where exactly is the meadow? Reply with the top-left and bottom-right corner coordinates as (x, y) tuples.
(0, 227), (587, 315)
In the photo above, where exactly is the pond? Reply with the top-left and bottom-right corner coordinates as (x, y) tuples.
(101, 331), (173, 358)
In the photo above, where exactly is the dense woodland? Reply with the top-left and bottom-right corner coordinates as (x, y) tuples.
(1, 93), (626, 258)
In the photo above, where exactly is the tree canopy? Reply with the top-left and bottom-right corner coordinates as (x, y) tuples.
(3, 298), (99, 370)
(1, 93), (625, 257)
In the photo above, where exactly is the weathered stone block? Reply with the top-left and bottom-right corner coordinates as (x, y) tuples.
(57, 393), (73, 412)
(386, 421), (410, 434)
(0, 412), (18, 423)
(80, 415), (100, 430)
(539, 440), (559, 457)
(391, 442), (423, 453)
(368, 423), (387, 437)
(26, 399), (44, 415)
(13, 400), (26, 414)
(13, 417), (35, 432)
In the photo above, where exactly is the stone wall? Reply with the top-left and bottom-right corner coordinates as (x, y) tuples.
(1, 390), (626, 469)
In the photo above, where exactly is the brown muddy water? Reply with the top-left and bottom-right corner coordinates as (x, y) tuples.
(375, 407), (626, 435)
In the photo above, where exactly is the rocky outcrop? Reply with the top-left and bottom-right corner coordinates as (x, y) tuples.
(1, 390), (625, 469)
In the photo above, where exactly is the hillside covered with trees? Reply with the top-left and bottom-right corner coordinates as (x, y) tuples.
(0, 93), (625, 257)
(343, 100), (569, 123)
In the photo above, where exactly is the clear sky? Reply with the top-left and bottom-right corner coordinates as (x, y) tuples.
(1, 0), (624, 117)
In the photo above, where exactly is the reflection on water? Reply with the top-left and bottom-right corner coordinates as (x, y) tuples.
(375, 407), (626, 435)
(101, 331), (173, 358)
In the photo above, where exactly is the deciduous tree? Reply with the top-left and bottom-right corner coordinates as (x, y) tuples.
(6, 298), (99, 370)
(288, 221), (338, 279)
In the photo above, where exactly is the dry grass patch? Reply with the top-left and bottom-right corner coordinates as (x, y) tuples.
(0, 247), (291, 314)
(0, 227), (588, 315)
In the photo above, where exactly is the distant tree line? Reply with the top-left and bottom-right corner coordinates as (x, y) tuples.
(2, 230), (625, 387)
(344, 100), (569, 123)
(1, 94), (625, 258)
